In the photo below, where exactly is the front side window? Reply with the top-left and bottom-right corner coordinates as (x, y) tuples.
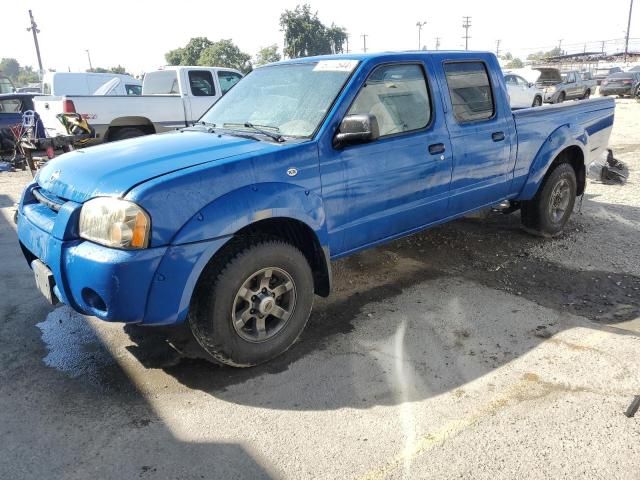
(125, 84), (142, 95)
(189, 70), (215, 96)
(201, 61), (357, 138)
(444, 61), (494, 122)
(217, 71), (242, 95)
(347, 64), (431, 137)
(504, 75), (517, 86)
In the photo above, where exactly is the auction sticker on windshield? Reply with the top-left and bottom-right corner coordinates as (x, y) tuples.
(313, 60), (359, 72)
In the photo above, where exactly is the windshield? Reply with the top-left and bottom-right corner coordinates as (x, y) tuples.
(200, 60), (358, 138)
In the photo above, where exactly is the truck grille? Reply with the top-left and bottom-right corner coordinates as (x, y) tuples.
(32, 188), (66, 213)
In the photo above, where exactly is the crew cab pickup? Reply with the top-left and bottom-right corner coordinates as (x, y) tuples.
(34, 66), (243, 143)
(535, 67), (596, 103)
(17, 51), (615, 367)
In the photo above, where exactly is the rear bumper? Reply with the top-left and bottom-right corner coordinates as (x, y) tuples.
(17, 185), (229, 325)
(600, 86), (634, 96)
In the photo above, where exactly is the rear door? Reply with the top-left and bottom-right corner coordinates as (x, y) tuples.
(320, 61), (453, 255)
(440, 60), (512, 214)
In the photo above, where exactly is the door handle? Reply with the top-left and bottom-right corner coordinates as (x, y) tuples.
(428, 143), (446, 155)
(492, 131), (505, 142)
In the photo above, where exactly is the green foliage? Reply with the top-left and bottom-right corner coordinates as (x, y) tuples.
(87, 65), (131, 75)
(255, 44), (282, 66)
(198, 39), (252, 73)
(0, 58), (39, 87)
(527, 47), (563, 62)
(501, 52), (513, 61)
(165, 38), (252, 73)
(165, 37), (213, 65)
(279, 4), (347, 58)
(505, 58), (524, 68)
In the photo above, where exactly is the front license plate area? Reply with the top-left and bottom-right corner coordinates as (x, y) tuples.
(32, 259), (58, 305)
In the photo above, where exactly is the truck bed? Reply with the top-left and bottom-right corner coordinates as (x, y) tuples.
(509, 97), (615, 197)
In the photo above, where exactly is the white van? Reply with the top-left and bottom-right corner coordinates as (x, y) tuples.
(42, 72), (141, 96)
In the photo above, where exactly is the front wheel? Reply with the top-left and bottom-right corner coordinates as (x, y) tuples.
(532, 95), (543, 107)
(555, 92), (566, 103)
(189, 239), (314, 367)
(521, 163), (577, 237)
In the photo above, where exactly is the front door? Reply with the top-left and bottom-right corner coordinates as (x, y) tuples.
(440, 60), (512, 214)
(320, 62), (453, 256)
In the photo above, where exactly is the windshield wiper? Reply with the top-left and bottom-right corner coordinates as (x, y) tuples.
(223, 122), (285, 143)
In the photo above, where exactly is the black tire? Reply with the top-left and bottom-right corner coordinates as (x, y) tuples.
(582, 89), (591, 99)
(532, 96), (543, 107)
(189, 239), (314, 367)
(521, 163), (577, 237)
(555, 92), (566, 104)
(109, 127), (146, 142)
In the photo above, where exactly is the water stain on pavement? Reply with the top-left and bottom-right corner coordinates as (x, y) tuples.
(36, 306), (116, 386)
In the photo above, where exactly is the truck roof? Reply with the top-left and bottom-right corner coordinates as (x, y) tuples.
(272, 50), (495, 66)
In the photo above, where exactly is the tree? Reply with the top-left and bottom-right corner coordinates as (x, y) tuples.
(527, 47), (563, 62)
(198, 39), (252, 73)
(0, 58), (20, 78)
(255, 45), (282, 66)
(165, 37), (214, 65)
(505, 58), (524, 68)
(280, 4), (347, 58)
(501, 52), (513, 61)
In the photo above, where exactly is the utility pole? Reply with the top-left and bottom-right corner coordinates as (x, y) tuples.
(26, 10), (44, 78)
(624, 0), (634, 62)
(496, 39), (501, 57)
(558, 39), (563, 54)
(361, 34), (368, 53)
(601, 40), (606, 53)
(435, 37), (441, 50)
(345, 34), (350, 54)
(85, 49), (93, 71)
(416, 21), (427, 50)
(462, 16), (472, 50)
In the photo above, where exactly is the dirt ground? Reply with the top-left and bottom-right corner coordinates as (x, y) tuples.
(0, 97), (639, 479)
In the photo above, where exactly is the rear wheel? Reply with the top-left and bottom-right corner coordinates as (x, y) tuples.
(532, 96), (543, 107)
(109, 127), (146, 142)
(189, 239), (314, 367)
(521, 163), (577, 237)
(582, 89), (591, 99)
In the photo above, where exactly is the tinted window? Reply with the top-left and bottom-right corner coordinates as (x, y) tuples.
(217, 71), (242, 95)
(189, 70), (215, 96)
(144, 71), (179, 95)
(125, 84), (142, 95)
(0, 99), (22, 113)
(444, 62), (494, 122)
(504, 75), (517, 86)
(348, 64), (430, 137)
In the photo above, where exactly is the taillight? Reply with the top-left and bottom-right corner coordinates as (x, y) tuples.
(623, 80), (632, 84)
(62, 99), (76, 113)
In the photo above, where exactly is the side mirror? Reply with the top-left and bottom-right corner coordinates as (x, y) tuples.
(333, 114), (380, 148)
(528, 82), (534, 88)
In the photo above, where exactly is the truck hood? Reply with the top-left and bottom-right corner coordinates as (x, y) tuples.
(36, 130), (271, 203)
(534, 67), (562, 86)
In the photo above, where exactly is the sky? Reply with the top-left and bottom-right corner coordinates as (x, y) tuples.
(2, 0), (638, 75)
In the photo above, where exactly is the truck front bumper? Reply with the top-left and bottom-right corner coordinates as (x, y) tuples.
(17, 185), (228, 325)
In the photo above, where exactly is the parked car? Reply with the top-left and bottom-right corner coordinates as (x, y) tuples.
(42, 71), (141, 96)
(504, 73), (543, 107)
(34, 66), (243, 143)
(17, 51), (615, 367)
(0, 75), (15, 94)
(535, 68), (596, 103)
(593, 66), (623, 85)
(600, 71), (640, 97)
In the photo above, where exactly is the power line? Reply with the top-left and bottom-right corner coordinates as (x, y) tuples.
(462, 16), (472, 50)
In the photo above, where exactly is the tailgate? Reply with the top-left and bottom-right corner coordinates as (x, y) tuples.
(34, 96), (66, 137)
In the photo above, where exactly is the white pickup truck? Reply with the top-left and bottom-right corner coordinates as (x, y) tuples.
(35, 66), (243, 142)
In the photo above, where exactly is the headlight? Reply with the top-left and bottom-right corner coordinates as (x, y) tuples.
(546, 86), (557, 93)
(79, 197), (150, 249)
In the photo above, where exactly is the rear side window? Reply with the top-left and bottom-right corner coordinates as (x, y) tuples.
(217, 71), (242, 95)
(0, 99), (22, 113)
(125, 84), (142, 95)
(444, 62), (494, 122)
(144, 71), (179, 95)
(189, 70), (215, 96)
(348, 63), (431, 137)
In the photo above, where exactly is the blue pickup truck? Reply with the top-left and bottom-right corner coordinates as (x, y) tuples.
(17, 51), (614, 367)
